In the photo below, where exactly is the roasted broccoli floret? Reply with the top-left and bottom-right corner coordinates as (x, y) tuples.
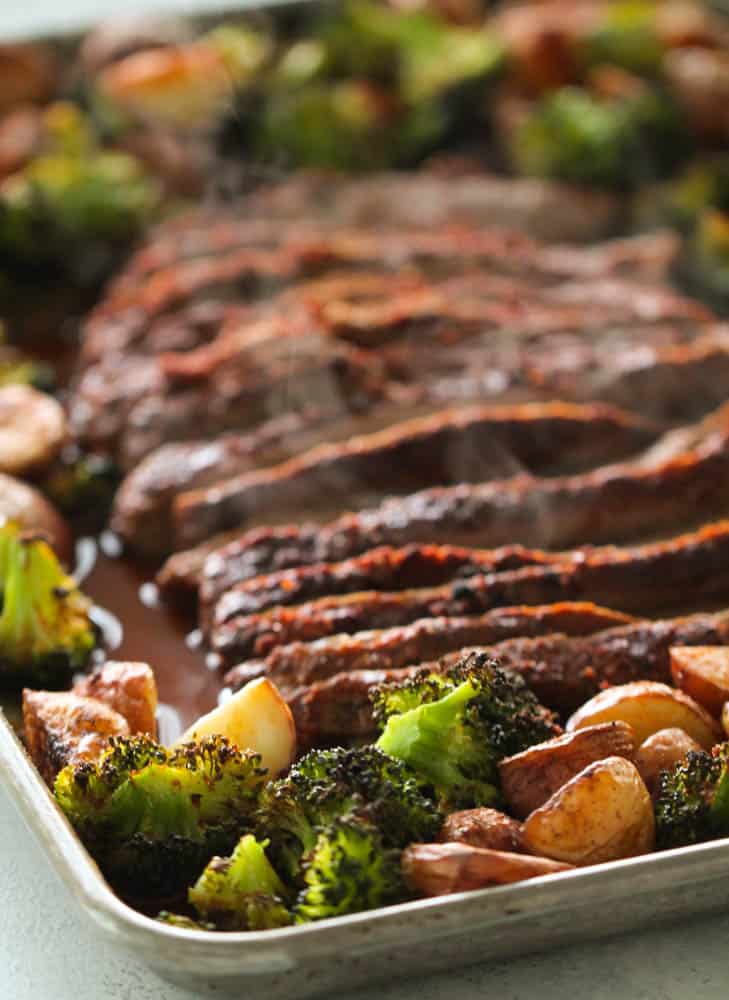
(583, 1), (663, 77)
(40, 449), (119, 529)
(54, 735), (267, 900)
(156, 912), (216, 931)
(187, 834), (292, 931)
(511, 85), (688, 190)
(256, 745), (441, 882)
(294, 816), (404, 923)
(655, 745), (729, 849)
(374, 652), (559, 810)
(0, 523), (95, 687)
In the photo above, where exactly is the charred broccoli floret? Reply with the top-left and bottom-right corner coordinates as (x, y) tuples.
(54, 735), (266, 900)
(256, 745), (441, 883)
(373, 652), (559, 810)
(294, 816), (403, 923)
(655, 745), (729, 849)
(0, 523), (95, 687)
(187, 834), (292, 931)
(583, 1), (663, 77)
(40, 449), (119, 529)
(511, 85), (688, 190)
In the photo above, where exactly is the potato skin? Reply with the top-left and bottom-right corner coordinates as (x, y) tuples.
(670, 647), (729, 718)
(498, 721), (636, 819)
(522, 756), (655, 866)
(565, 680), (721, 750)
(73, 661), (158, 737)
(402, 842), (572, 897)
(634, 728), (701, 797)
(439, 808), (524, 853)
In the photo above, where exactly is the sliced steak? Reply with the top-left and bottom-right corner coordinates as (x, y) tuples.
(210, 519), (729, 663)
(287, 611), (729, 745)
(172, 402), (660, 549)
(223, 601), (636, 692)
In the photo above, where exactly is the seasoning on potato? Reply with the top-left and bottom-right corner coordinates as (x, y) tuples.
(521, 756), (655, 865)
(565, 680), (721, 750)
(439, 807), (525, 853)
(498, 721), (636, 819)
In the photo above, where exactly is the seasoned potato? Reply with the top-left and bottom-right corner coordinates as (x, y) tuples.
(402, 842), (572, 897)
(670, 647), (729, 718)
(566, 681), (721, 750)
(22, 689), (129, 786)
(73, 661), (157, 737)
(634, 728), (701, 797)
(178, 677), (295, 776)
(439, 808), (524, 853)
(0, 473), (71, 561)
(498, 721), (636, 819)
(522, 756), (655, 865)
(722, 702), (729, 739)
(0, 385), (66, 477)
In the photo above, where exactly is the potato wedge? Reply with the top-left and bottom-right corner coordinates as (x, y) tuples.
(566, 681), (721, 750)
(722, 702), (729, 739)
(522, 756), (655, 865)
(73, 661), (158, 737)
(670, 647), (729, 718)
(402, 842), (572, 897)
(0, 385), (65, 477)
(498, 721), (636, 819)
(439, 808), (524, 853)
(634, 728), (701, 797)
(177, 677), (295, 777)
(22, 689), (129, 786)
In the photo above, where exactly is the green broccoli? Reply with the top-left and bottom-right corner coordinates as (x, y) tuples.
(655, 745), (729, 849)
(511, 85), (689, 190)
(294, 816), (403, 922)
(0, 523), (95, 688)
(583, 1), (663, 77)
(373, 652), (559, 811)
(256, 745), (441, 883)
(54, 735), (267, 900)
(40, 450), (119, 530)
(187, 834), (292, 931)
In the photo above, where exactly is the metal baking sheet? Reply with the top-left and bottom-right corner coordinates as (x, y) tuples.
(4, 708), (729, 1000)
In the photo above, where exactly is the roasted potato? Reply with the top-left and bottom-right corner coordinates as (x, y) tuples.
(522, 756), (655, 866)
(73, 661), (158, 738)
(0, 385), (65, 477)
(566, 681), (721, 750)
(178, 677), (296, 777)
(498, 721), (636, 819)
(722, 702), (729, 739)
(22, 689), (129, 786)
(670, 647), (729, 718)
(633, 727), (701, 797)
(402, 842), (572, 897)
(439, 808), (524, 853)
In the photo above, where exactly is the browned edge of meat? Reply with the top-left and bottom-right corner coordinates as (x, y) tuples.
(171, 401), (661, 549)
(210, 520), (729, 664)
(222, 601), (637, 693)
(285, 610), (729, 747)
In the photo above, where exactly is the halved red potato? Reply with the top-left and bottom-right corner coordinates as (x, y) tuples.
(177, 677), (296, 777)
(566, 681), (721, 750)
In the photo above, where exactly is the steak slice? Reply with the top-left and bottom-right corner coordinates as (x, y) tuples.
(210, 519), (729, 663)
(286, 611), (729, 745)
(222, 601), (636, 692)
(172, 402), (660, 549)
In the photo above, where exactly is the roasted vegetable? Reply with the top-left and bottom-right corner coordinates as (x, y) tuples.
(583, 1), (663, 77)
(256, 744), (441, 883)
(0, 522), (95, 687)
(294, 816), (404, 922)
(187, 834), (291, 931)
(373, 652), (559, 810)
(655, 744), (729, 848)
(511, 85), (688, 190)
(54, 734), (266, 899)
(40, 449), (119, 529)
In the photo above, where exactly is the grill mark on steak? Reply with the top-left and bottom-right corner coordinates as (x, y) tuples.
(285, 612), (729, 746)
(209, 519), (729, 663)
(222, 601), (636, 693)
(171, 402), (660, 550)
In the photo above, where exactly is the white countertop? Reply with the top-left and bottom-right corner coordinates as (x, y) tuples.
(1, 780), (727, 1000)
